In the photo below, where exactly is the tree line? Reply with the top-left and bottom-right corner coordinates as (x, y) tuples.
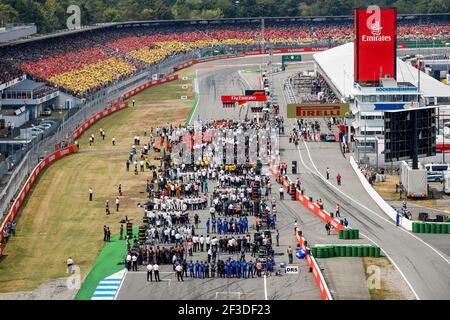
(0, 0), (448, 34)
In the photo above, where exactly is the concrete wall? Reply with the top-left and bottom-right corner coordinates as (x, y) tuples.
(350, 156), (413, 231)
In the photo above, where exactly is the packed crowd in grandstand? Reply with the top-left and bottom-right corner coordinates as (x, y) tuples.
(0, 20), (448, 98)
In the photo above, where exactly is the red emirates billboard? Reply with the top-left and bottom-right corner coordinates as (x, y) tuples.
(354, 8), (397, 82)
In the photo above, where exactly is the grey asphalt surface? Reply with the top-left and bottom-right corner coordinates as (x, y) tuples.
(269, 68), (450, 300)
(117, 54), (323, 300)
(118, 52), (450, 300)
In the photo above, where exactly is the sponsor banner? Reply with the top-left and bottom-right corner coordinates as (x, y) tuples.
(221, 95), (267, 102)
(354, 8), (397, 82)
(287, 103), (349, 118)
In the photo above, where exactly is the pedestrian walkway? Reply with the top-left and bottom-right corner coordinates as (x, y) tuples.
(91, 269), (126, 300)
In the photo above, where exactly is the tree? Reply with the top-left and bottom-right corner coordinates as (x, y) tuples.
(0, 3), (19, 27)
(427, 0), (448, 13)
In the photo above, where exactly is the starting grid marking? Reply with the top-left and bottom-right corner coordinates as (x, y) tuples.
(91, 269), (126, 300)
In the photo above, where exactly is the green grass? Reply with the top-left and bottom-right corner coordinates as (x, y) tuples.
(127, 79), (193, 105)
(0, 75), (192, 294)
(75, 229), (137, 300)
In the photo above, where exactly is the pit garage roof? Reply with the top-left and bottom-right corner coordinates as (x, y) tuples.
(313, 42), (450, 100)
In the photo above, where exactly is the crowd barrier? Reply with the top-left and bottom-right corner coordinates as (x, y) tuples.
(268, 160), (345, 231)
(295, 227), (333, 300)
(349, 156), (413, 231)
(0, 144), (78, 245)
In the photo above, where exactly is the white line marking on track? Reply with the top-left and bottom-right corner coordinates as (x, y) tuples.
(359, 231), (420, 300)
(263, 275), (268, 300)
(301, 140), (449, 265)
(294, 141), (426, 300)
(113, 269), (127, 300)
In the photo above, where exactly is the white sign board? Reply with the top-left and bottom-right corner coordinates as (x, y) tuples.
(182, 77), (189, 81)
(286, 265), (299, 274)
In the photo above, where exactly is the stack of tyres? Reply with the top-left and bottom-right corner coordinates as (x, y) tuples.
(346, 246), (352, 257)
(374, 246), (381, 257)
(425, 223), (431, 233)
(143, 216), (149, 224)
(369, 246), (375, 257)
(138, 225), (146, 245)
(343, 229), (349, 240)
(323, 247), (329, 258)
(312, 247), (318, 257)
(436, 223), (442, 233)
(334, 246), (340, 257)
(349, 229), (355, 240)
(419, 223), (425, 233)
(412, 222), (419, 233)
(340, 246), (346, 257)
(363, 245), (369, 257)
(339, 229), (344, 239)
(126, 222), (133, 237)
(357, 246), (364, 257)
(352, 246), (358, 257)
(317, 247), (324, 258)
(354, 229), (359, 239)
(443, 224), (448, 233)
(328, 246), (334, 258)
(431, 223), (436, 233)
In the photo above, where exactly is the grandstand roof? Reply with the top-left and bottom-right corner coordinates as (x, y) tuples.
(313, 42), (450, 99)
(4, 79), (45, 92)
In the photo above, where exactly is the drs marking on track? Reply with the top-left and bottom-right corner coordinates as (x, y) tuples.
(286, 266), (299, 274)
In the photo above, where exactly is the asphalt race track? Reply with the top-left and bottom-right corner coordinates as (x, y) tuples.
(117, 53), (450, 300)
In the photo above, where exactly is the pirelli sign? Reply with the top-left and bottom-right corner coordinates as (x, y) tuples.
(287, 103), (350, 119)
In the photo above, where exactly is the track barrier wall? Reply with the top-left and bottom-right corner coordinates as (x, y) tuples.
(295, 227), (333, 300)
(268, 161), (345, 231)
(349, 156), (413, 231)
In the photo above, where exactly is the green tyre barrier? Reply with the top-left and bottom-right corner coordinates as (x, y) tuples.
(352, 246), (358, 257)
(374, 246), (381, 257)
(363, 246), (369, 257)
(346, 246), (352, 257)
(357, 246), (364, 257)
(323, 247), (329, 258)
(431, 223), (436, 233)
(328, 246), (335, 258)
(312, 247), (318, 257)
(339, 229), (344, 239)
(369, 246), (375, 257)
(436, 223), (442, 233)
(340, 246), (346, 257)
(317, 247), (324, 258)
(349, 229), (355, 240)
(425, 223), (431, 233)
(412, 223), (419, 233)
(441, 224), (447, 233)
(343, 229), (349, 240)
(334, 246), (341, 257)
(354, 229), (359, 239)
(419, 223), (425, 233)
